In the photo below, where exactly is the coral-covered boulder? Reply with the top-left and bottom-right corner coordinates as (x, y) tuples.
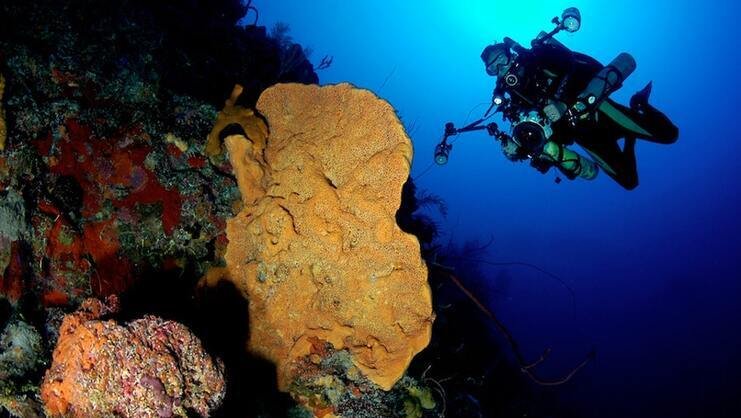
(0, 319), (44, 381)
(206, 83), (433, 391)
(41, 297), (225, 417)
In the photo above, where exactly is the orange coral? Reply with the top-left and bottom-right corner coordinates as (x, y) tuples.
(206, 83), (433, 391)
(41, 297), (225, 417)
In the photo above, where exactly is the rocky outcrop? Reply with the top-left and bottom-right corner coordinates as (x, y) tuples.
(41, 297), (226, 418)
(206, 83), (433, 391)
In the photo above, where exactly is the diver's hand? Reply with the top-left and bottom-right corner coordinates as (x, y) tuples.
(545, 101), (591, 126)
(530, 157), (552, 174)
(544, 101), (567, 123)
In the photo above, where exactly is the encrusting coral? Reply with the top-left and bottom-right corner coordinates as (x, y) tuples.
(205, 83), (434, 392)
(0, 0), (319, 311)
(0, 319), (43, 382)
(0, 74), (5, 151)
(40, 297), (226, 418)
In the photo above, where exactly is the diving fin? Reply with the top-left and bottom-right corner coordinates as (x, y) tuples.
(630, 81), (653, 111)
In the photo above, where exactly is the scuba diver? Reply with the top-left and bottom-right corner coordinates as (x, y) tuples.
(435, 8), (678, 190)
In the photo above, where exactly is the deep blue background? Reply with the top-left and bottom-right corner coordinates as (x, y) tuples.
(254, 1), (741, 417)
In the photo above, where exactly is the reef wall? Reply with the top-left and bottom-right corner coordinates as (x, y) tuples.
(207, 83), (434, 391)
(0, 74), (5, 151)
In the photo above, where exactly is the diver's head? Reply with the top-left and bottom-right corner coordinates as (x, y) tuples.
(481, 43), (513, 78)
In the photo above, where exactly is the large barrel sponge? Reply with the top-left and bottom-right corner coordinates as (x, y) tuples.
(212, 83), (433, 390)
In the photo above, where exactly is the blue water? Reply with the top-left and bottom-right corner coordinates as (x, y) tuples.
(255, 1), (741, 417)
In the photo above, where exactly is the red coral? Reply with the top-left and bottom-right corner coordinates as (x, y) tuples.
(31, 118), (192, 299)
(36, 119), (183, 231)
(0, 156), (9, 189)
(81, 220), (120, 262)
(167, 143), (184, 158)
(187, 155), (207, 169)
(42, 290), (69, 307)
(117, 171), (182, 235)
(82, 219), (133, 296)
(0, 240), (26, 303)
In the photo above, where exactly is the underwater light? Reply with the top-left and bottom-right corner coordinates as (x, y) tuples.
(434, 141), (452, 165)
(561, 7), (581, 33)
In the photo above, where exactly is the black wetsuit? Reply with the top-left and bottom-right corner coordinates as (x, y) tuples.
(498, 40), (678, 189)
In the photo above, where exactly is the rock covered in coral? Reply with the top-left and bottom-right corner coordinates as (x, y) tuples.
(0, 319), (43, 381)
(41, 297), (225, 417)
(0, 0), (319, 309)
(0, 316), (46, 418)
(0, 396), (43, 418)
(0, 74), (5, 151)
(25, 116), (240, 303)
(0, 189), (29, 304)
(207, 83), (433, 391)
(287, 338), (437, 418)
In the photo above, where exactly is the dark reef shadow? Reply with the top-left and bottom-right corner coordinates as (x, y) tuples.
(396, 178), (579, 418)
(117, 266), (296, 417)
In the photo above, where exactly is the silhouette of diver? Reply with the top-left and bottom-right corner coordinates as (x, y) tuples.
(437, 8), (678, 190)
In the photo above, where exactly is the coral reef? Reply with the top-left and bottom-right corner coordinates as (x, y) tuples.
(0, 189), (29, 305)
(288, 338), (437, 418)
(41, 297), (225, 417)
(0, 74), (5, 151)
(206, 83), (433, 392)
(0, 1), (563, 415)
(0, 319), (43, 382)
(0, 0), (319, 309)
(0, 316), (45, 418)
(0, 1), (317, 409)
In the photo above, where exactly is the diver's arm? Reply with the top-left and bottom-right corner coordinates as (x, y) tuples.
(503, 37), (528, 55)
(539, 141), (598, 180)
(528, 43), (578, 123)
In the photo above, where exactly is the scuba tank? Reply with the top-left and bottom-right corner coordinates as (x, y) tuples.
(576, 53), (636, 110)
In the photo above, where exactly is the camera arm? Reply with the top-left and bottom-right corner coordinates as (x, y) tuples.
(434, 119), (511, 165)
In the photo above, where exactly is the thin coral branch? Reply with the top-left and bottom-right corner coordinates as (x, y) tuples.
(413, 162), (437, 181)
(461, 235), (496, 255)
(444, 255), (577, 317)
(520, 348), (595, 386)
(377, 65), (397, 93)
(416, 190), (448, 218)
(424, 376), (447, 417)
(317, 55), (333, 70)
(406, 118), (418, 136)
(522, 347), (551, 370)
(244, 0), (259, 25)
(431, 262), (594, 386)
